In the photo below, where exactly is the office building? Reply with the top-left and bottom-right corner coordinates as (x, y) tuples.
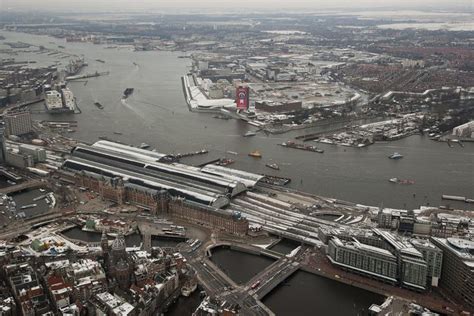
(4, 111), (33, 136)
(431, 237), (474, 310)
(327, 237), (398, 284)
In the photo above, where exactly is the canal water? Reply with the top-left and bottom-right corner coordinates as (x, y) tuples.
(10, 189), (51, 218)
(210, 246), (275, 284)
(61, 226), (182, 248)
(165, 287), (202, 316)
(1, 30), (472, 211)
(262, 270), (385, 316)
(270, 238), (301, 254)
(210, 247), (384, 315)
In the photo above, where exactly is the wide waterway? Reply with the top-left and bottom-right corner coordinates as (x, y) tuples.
(210, 247), (384, 315)
(1, 30), (473, 211)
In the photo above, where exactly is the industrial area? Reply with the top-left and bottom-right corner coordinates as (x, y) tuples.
(0, 6), (473, 316)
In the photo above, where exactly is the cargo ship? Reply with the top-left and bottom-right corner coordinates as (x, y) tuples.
(122, 88), (134, 99)
(280, 141), (324, 153)
(248, 150), (262, 158)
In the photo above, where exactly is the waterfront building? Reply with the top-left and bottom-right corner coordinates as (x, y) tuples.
(4, 110), (32, 136)
(18, 144), (47, 163)
(4, 150), (34, 169)
(411, 239), (443, 287)
(327, 237), (398, 284)
(373, 229), (428, 290)
(431, 237), (474, 310)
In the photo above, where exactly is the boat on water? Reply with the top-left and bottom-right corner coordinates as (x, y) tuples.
(388, 152), (403, 159)
(226, 151), (238, 155)
(248, 150), (262, 158)
(265, 163), (280, 170)
(139, 143), (150, 149)
(389, 178), (415, 185)
(216, 158), (235, 166)
(94, 101), (104, 109)
(95, 59), (105, 63)
(20, 204), (37, 210)
(122, 88), (134, 99)
(243, 131), (257, 137)
(113, 131), (122, 135)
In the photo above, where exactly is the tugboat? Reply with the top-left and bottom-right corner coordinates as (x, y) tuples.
(248, 150), (262, 158)
(265, 163), (280, 170)
(122, 88), (134, 99)
(388, 152), (403, 159)
(243, 131), (257, 137)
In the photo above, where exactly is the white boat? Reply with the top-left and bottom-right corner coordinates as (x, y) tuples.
(226, 151), (238, 155)
(389, 178), (399, 183)
(243, 131), (257, 137)
(388, 152), (403, 159)
(139, 143), (150, 149)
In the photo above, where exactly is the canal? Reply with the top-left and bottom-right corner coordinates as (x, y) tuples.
(210, 247), (385, 315)
(210, 246), (275, 284)
(263, 270), (385, 316)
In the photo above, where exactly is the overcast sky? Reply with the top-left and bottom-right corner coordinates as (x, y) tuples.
(0, 0), (471, 11)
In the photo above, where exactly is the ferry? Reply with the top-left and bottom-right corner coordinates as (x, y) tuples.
(248, 150), (262, 158)
(243, 131), (257, 137)
(388, 152), (403, 159)
(265, 163), (280, 170)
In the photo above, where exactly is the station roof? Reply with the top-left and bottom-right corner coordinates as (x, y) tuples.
(72, 144), (246, 197)
(201, 164), (264, 188)
(63, 157), (229, 208)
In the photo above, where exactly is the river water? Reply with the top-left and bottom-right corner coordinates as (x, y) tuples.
(1, 30), (472, 211)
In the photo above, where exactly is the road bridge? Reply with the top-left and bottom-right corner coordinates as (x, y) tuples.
(245, 256), (300, 300)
